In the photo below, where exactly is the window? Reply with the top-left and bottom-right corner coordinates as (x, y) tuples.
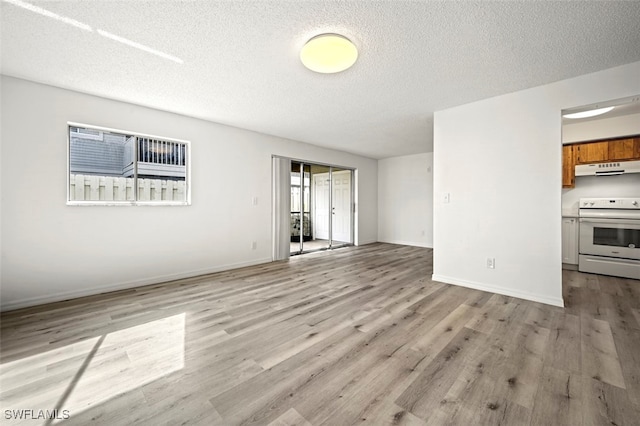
(68, 123), (190, 205)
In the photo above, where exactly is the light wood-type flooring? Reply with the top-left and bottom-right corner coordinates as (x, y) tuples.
(1, 243), (640, 425)
(289, 239), (350, 255)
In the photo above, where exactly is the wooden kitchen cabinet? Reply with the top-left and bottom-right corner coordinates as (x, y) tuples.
(562, 136), (640, 188)
(608, 138), (640, 161)
(562, 145), (575, 188)
(576, 141), (609, 164)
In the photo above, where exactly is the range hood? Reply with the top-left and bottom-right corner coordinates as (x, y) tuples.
(575, 160), (640, 177)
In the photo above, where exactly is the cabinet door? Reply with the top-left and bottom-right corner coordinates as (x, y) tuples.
(608, 138), (637, 161)
(562, 218), (578, 265)
(562, 145), (575, 188)
(576, 141), (609, 164)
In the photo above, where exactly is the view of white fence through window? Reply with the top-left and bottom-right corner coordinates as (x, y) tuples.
(69, 175), (186, 201)
(68, 125), (189, 204)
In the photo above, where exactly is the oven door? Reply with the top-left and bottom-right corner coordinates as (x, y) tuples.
(579, 218), (640, 260)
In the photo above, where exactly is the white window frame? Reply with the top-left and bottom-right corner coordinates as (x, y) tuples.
(69, 126), (104, 141)
(67, 122), (191, 206)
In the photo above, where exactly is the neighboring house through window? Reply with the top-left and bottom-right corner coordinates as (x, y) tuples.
(68, 123), (190, 205)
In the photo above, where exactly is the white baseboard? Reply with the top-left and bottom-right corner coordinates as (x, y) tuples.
(431, 274), (564, 308)
(378, 239), (433, 248)
(356, 239), (379, 246)
(1, 257), (273, 312)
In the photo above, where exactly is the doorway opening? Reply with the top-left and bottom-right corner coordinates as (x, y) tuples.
(560, 95), (640, 276)
(289, 161), (354, 256)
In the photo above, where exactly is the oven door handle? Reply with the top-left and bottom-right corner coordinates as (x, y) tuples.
(579, 218), (640, 226)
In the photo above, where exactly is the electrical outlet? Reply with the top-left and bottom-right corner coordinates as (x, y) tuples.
(251, 241), (257, 250)
(252, 196), (258, 206)
(444, 193), (450, 203)
(486, 258), (495, 269)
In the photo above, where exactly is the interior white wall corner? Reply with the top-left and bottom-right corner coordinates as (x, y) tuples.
(378, 153), (433, 248)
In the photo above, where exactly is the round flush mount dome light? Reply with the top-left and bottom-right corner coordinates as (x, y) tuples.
(563, 106), (615, 119)
(300, 33), (358, 73)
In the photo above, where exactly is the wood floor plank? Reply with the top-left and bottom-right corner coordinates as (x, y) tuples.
(360, 403), (427, 426)
(530, 366), (583, 426)
(490, 323), (549, 411)
(619, 278), (640, 309)
(580, 315), (626, 389)
(609, 326), (640, 407)
(581, 376), (640, 426)
(633, 308), (640, 330)
(464, 294), (526, 336)
(545, 312), (582, 373)
(524, 302), (559, 329)
(2, 243), (640, 425)
(209, 325), (368, 425)
(308, 345), (427, 425)
(410, 303), (478, 355)
(267, 408), (313, 426)
(601, 293), (640, 332)
(62, 389), (150, 425)
(562, 283), (581, 317)
(394, 327), (490, 421)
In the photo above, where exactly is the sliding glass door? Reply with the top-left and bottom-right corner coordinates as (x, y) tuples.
(290, 162), (315, 254)
(287, 159), (354, 256)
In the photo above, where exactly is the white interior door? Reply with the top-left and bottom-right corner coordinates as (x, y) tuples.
(331, 170), (352, 243)
(313, 173), (330, 240)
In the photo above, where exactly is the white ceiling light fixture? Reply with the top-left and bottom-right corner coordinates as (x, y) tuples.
(563, 106), (615, 119)
(300, 33), (358, 74)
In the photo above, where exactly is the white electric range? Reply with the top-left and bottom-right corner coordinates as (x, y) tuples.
(578, 197), (640, 280)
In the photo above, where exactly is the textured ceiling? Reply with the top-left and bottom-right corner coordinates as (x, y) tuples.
(2, 1), (640, 159)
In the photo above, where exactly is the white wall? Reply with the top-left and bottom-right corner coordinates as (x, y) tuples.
(433, 61), (640, 307)
(562, 174), (640, 216)
(0, 76), (378, 311)
(378, 153), (433, 247)
(563, 112), (640, 144)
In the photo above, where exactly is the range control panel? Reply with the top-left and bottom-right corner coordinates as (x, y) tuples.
(594, 162), (622, 168)
(580, 198), (640, 209)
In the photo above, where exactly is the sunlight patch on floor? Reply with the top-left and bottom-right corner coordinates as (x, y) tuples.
(0, 313), (185, 423)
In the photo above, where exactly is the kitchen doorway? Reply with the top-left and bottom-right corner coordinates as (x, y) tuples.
(560, 95), (640, 277)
